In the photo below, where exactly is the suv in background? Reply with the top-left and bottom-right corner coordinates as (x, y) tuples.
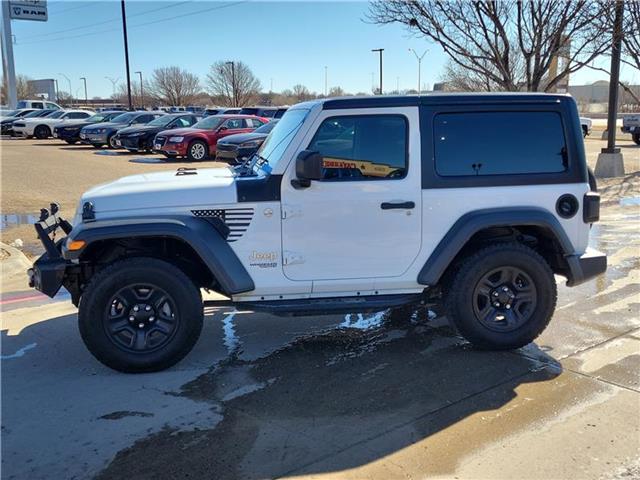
(239, 106), (278, 118)
(27, 94), (605, 373)
(204, 107), (241, 116)
(16, 99), (62, 110)
(622, 113), (640, 145)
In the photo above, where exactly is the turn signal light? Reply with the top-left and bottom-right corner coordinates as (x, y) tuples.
(67, 240), (86, 251)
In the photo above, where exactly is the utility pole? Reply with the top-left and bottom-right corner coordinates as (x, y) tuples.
(226, 61), (236, 107)
(409, 49), (428, 94)
(105, 76), (120, 96)
(324, 66), (328, 96)
(121, 0), (133, 110)
(80, 77), (88, 105)
(1, 1), (17, 108)
(54, 79), (59, 102)
(135, 71), (143, 108)
(594, 0), (625, 178)
(371, 48), (384, 94)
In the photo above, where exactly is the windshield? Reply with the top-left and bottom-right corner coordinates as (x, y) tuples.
(192, 116), (224, 130)
(46, 111), (65, 119)
(86, 114), (108, 122)
(25, 109), (49, 118)
(147, 115), (174, 127)
(249, 109), (309, 175)
(111, 112), (137, 123)
(254, 121), (277, 134)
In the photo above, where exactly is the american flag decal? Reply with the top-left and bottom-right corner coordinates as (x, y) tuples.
(191, 208), (254, 242)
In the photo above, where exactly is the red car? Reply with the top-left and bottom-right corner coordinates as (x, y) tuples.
(153, 114), (267, 161)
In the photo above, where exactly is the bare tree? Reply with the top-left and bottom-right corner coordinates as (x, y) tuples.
(145, 66), (201, 106)
(292, 84), (313, 102)
(368, 1), (610, 92)
(206, 61), (261, 107)
(1, 74), (38, 104)
(621, 1), (639, 73)
(328, 86), (346, 97)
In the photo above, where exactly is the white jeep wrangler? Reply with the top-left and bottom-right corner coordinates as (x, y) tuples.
(29, 93), (606, 373)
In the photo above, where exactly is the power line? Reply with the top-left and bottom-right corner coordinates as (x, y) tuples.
(18, 1), (246, 45)
(20, 1), (194, 41)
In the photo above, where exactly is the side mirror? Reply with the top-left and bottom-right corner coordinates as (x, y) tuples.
(218, 125), (228, 132)
(294, 150), (323, 188)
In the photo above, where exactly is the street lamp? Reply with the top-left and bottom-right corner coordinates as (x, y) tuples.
(80, 77), (88, 105)
(371, 48), (384, 95)
(58, 73), (72, 105)
(226, 61), (236, 107)
(409, 49), (428, 94)
(54, 79), (59, 102)
(135, 71), (143, 108)
(121, 0), (133, 110)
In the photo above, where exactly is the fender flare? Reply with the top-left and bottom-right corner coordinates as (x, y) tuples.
(63, 215), (254, 295)
(417, 207), (575, 286)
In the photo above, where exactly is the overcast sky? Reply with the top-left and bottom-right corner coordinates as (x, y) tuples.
(8, 0), (638, 99)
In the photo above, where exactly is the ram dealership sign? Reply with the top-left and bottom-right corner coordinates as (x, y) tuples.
(9, 0), (47, 22)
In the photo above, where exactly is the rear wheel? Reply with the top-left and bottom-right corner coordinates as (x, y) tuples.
(444, 243), (556, 350)
(633, 132), (640, 145)
(78, 258), (204, 373)
(34, 125), (51, 139)
(582, 125), (588, 138)
(187, 140), (208, 161)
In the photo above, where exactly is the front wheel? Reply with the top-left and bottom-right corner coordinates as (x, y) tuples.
(34, 125), (51, 139)
(108, 134), (119, 149)
(187, 140), (209, 161)
(633, 132), (640, 145)
(78, 258), (204, 373)
(444, 243), (557, 350)
(65, 140), (77, 145)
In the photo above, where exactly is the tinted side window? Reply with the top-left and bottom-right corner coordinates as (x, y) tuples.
(173, 117), (192, 128)
(32, 102), (44, 109)
(308, 115), (408, 181)
(67, 112), (89, 119)
(249, 118), (264, 127)
(261, 110), (275, 118)
(224, 118), (244, 129)
(434, 112), (567, 176)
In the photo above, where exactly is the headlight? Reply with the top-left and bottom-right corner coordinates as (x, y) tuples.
(239, 140), (261, 148)
(169, 136), (184, 142)
(94, 128), (106, 134)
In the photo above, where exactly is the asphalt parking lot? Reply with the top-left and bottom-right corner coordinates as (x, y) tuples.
(1, 134), (639, 479)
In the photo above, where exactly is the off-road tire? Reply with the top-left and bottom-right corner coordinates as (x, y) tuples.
(34, 125), (51, 139)
(78, 257), (203, 373)
(444, 242), (557, 350)
(187, 140), (208, 161)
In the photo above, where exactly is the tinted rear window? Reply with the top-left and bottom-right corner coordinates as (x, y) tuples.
(434, 112), (567, 176)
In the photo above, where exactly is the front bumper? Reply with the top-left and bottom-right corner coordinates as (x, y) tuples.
(80, 132), (108, 144)
(156, 142), (186, 156)
(118, 136), (145, 151)
(566, 248), (607, 287)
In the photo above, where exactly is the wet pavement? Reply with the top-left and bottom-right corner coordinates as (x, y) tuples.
(2, 189), (639, 479)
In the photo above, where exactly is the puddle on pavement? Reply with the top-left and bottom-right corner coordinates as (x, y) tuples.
(1, 213), (38, 231)
(620, 196), (640, 207)
(129, 157), (167, 164)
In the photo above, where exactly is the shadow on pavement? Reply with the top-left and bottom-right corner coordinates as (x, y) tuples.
(89, 310), (560, 480)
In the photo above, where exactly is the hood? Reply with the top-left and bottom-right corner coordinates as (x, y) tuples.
(157, 127), (204, 137)
(218, 131), (268, 145)
(118, 125), (161, 136)
(83, 121), (126, 131)
(58, 120), (95, 129)
(80, 167), (237, 217)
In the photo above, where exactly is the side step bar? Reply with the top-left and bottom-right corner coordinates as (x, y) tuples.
(204, 293), (428, 317)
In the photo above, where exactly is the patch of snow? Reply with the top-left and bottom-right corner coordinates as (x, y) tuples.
(222, 310), (241, 355)
(340, 310), (387, 330)
(1, 342), (37, 359)
(9, 238), (23, 248)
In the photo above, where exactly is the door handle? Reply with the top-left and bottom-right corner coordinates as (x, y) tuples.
(380, 201), (415, 210)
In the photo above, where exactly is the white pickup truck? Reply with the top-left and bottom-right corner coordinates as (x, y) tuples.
(622, 113), (640, 145)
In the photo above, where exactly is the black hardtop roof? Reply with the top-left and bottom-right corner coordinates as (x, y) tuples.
(320, 92), (570, 110)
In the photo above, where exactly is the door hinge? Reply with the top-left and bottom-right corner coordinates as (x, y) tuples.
(281, 205), (302, 220)
(283, 251), (304, 266)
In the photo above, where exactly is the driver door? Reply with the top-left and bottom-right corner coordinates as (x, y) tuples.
(280, 108), (422, 285)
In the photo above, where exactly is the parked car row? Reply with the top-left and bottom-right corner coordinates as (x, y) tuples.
(4, 104), (287, 163)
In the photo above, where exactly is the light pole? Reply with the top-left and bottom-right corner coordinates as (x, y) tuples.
(58, 73), (72, 105)
(409, 49), (428, 94)
(54, 79), (59, 102)
(121, 0), (133, 110)
(594, 0), (625, 178)
(80, 77), (88, 105)
(105, 76), (120, 97)
(135, 71), (143, 108)
(371, 48), (384, 94)
(226, 61), (236, 107)
(324, 66), (328, 96)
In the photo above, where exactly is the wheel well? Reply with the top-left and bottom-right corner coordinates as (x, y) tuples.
(76, 237), (217, 292)
(439, 225), (570, 288)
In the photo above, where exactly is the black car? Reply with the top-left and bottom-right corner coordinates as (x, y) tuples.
(238, 106), (278, 118)
(0, 108), (39, 135)
(215, 120), (278, 164)
(114, 113), (201, 152)
(79, 111), (164, 149)
(53, 111), (124, 144)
